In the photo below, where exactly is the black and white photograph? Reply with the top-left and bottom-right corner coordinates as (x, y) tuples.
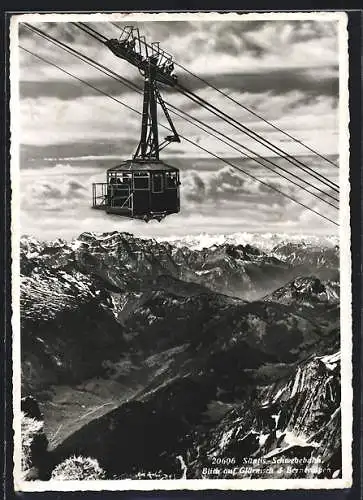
(11, 11), (352, 491)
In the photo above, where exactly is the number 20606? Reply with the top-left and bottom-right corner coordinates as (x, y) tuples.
(211, 457), (236, 465)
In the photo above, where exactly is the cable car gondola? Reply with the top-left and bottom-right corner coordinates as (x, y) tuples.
(93, 160), (180, 222)
(92, 30), (181, 222)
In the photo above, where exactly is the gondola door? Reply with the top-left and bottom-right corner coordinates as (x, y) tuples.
(151, 172), (165, 212)
(132, 172), (150, 216)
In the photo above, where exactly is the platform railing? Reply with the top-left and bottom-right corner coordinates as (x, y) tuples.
(92, 183), (133, 211)
(105, 33), (177, 86)
(92, 183), (108, 208)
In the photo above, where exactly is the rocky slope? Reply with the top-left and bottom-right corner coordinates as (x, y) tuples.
(20, 231), (341, 480)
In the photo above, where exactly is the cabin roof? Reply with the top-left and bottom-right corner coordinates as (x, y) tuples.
(107, 160), (179, 173)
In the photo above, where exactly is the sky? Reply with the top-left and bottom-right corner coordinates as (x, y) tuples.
(15, 15), (342, 241)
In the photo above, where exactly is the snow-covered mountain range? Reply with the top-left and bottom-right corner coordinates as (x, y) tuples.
(19, 231), (341, 480)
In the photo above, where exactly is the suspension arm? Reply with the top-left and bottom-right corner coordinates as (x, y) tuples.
(155, 88), (180, 144)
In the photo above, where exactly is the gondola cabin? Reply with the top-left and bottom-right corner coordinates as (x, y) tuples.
(92, 159), (180, 222)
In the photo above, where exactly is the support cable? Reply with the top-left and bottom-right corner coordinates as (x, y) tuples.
(176, 82), (339, 192)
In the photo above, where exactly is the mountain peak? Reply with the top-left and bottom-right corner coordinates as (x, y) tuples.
(263, 276), (339, 305)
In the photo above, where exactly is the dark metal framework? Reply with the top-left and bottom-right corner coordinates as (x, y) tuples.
(92, 26), (181, 221)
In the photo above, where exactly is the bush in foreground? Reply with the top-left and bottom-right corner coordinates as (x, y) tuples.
(21, 411), (47, 479)
(51, 456), (106, 480)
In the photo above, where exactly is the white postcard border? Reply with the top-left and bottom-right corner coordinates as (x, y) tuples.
(10, 10), (352, 492)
